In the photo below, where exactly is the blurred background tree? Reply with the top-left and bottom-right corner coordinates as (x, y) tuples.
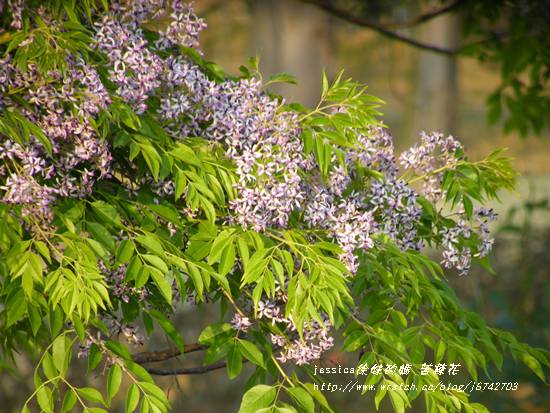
(298, 0), (550, 137)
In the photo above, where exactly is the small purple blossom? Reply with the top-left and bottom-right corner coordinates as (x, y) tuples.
(230, 313), (252, 332)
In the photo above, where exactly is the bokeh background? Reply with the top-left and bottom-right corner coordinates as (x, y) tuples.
(1, 1), (548, 412)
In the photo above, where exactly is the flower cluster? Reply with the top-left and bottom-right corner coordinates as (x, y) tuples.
(302, 126), (423, 273)
(399, 131), (464, 202)
(440, 218), (473, 276)
(273, 319), (335, 365)
(0, 56), (111, 224)
(5, 0), (24, 30)
(155, 1), (207, 50)
(94, 16), (164, 114)
(474, 206), (497, 258)
(304, 188), (375, 274)
(231, 281), (335, 365)
(253, 298), (334, 366)
(98, 261), (148, 303)
(159, 55), (311, 230)
(368, 178), (423, 251)
(230, 313), (252, 332)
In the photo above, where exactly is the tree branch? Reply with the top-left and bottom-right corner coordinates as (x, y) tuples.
(298, 0), (462, 55)
(132, 343), (207, 364)
(145, 359), (249, 376)
(382, 0), (465, 29)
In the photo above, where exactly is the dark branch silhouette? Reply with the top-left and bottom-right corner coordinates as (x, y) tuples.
(133, 342), (249, 376)
(301, 0), (470, 56)
(144, 359), (249, 376)
(381, 0), (464, 28)
(132, 343), (207, 364)
(144, 360), (227, 376)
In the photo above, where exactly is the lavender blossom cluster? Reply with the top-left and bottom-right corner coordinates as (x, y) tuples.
(158, 59), (311, 231)
(0, 56), (112, 223)
(98, 260), (148, 303)
(231, 287), (334, 365)
(0, 1), (206, 223)
(398, 131), (497, 274)
(303, 126), (424, 273)
(399, 131), (464, 202)
(2, 0), (24, 30)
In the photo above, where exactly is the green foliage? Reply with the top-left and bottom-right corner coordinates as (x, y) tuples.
(462, 0), (550, 136)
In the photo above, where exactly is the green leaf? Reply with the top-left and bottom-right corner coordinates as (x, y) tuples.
(6, 290), (26, 327)
(138, 382), (169, 408)
(135, 265), (150, 289)
(148, 309), (185, 353)
(388, 389), (405, 413)
(343, 330), (368, 352)
(227, 341), (243, 379)
(185, 261), (205, 296)
(140, 399), (150, 413)
(219, 242), (236, 276)
(143, 254), (169, 274)
(87, 239), (108, 258)
(287, 387), (315, 413)
(236, 237), (249, 266)
(52, 335), (67, 375)
(34, 240), (51, 264)
(266, 72), (298, 85)
(141, 144), (161, 179)
(116, 240), (134, 264)
(126, 383), (140, 413)
(170, 143), (202, 167)
(91, 200), (124, 228)
(374, 383), (387, 409)
(238, 339), (265, 368)
(198, 323), (233, 345)
(302, 383), (331, 410)
(208, 230), (234, 265)
(237, 385), (277, 413)
(522, 353), (545, 381)
(149, 267), (172, 305)
(37, 386), (54, 413)
(149, 268), (173, 304)
(87, 222), (115, 253)
(77, 387), (106, 405)
(275, 405), (298, 413)
(322, 70), (329, 96)
(61, 389), (77, 413)
(124, 360), (154, 383)
(21, 265), (34, 299)
(42, 353), (58, 380)
(105, 340), (132, 361)
(435, 340), (446, 364)
(88, 344), (103, 371)
(174, 169), (187, 200)
(135, 234), (164, 255)
(28, 305), (42, 336)
(107, 364), (123, 402)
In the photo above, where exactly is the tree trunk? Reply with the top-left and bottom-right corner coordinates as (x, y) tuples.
(250, 0), (334, 107)
(412, 13), (460, 137)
